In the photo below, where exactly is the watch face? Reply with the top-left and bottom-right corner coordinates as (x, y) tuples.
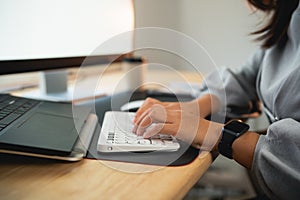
(225, 121), (249, 136)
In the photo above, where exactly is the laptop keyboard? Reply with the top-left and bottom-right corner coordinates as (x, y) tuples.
(0, 94), (40, 131)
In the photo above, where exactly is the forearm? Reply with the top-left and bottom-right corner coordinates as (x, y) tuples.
(193, 94), (221, 117)
(232, 131), (260, 169)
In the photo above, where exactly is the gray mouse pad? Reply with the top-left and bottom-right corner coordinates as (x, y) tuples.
(85, 91), (202, 166)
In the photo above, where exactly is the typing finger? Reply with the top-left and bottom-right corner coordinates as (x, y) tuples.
(134, 104), (167, 127)
(134, 107), (152, 127)
(135, 107), (166, 135)
(133, 98), (161, 123)
(135, 106), (179, 136)
(136, 113), (153, 136)
(143, 123), (177, 138)
(134, 105), (164, 135)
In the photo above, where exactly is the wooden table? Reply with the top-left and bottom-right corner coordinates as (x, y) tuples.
(0, 151), (212, 200)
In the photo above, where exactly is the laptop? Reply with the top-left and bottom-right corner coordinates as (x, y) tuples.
(0, 93), (97, 161)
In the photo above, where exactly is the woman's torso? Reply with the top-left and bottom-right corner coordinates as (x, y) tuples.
(258, 10), (300, 122)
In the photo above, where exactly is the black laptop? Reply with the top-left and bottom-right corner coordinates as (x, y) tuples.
(0, 93), (97, 161)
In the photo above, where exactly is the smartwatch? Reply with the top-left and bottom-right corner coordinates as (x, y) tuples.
(218, 120), (249, 159)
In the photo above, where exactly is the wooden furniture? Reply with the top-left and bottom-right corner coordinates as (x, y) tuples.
(0, 151), (212, 200)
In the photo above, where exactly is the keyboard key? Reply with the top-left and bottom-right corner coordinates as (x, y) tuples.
(0, 113), (21, 125)
(0, 94), (40, 131)
(137, 139), (151, 145)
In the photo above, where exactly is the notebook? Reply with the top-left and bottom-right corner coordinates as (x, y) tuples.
(0, 94), (97, 161)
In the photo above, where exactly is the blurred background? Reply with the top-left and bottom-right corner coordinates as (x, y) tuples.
(134, 0), (259, 70)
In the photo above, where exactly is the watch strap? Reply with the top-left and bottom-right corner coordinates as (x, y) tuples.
(218, 131), (236, 159)
(218, 120), (249, 159)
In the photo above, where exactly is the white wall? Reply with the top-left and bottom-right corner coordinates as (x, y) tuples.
(134, 0), (260, 71)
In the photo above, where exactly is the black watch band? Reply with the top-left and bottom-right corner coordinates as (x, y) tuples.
(218, 120), (249, 159)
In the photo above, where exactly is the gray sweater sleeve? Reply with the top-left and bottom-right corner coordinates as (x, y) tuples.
(201, 48), (300, 199)
(251, 119), (300, 200)
(200, 49), (265, 112)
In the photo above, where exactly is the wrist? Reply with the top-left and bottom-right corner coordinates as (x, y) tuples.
(198, 119), (223, 151)
(218, 120), (250, 159)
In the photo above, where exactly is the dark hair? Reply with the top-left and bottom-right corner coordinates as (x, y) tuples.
(248, 0), (299, 48)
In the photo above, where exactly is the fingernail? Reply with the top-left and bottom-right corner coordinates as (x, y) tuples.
(132, 125), (137, 133)
(143, 132), (150, 138)
(137, 128), (145, 136)
(132, 117), (136, 123)
(143, 130), (154, 139)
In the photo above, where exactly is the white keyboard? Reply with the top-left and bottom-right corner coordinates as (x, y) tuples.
(97, 111), (180, 152)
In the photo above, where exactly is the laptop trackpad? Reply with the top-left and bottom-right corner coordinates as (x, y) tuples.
(20, 112), (74, 133)
(2, 112), (78, 153)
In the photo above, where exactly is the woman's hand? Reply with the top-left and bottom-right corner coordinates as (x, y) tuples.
(132, 99), (223, 151)
(133, 97), (207, 124)
(133, 98), (183, 124)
